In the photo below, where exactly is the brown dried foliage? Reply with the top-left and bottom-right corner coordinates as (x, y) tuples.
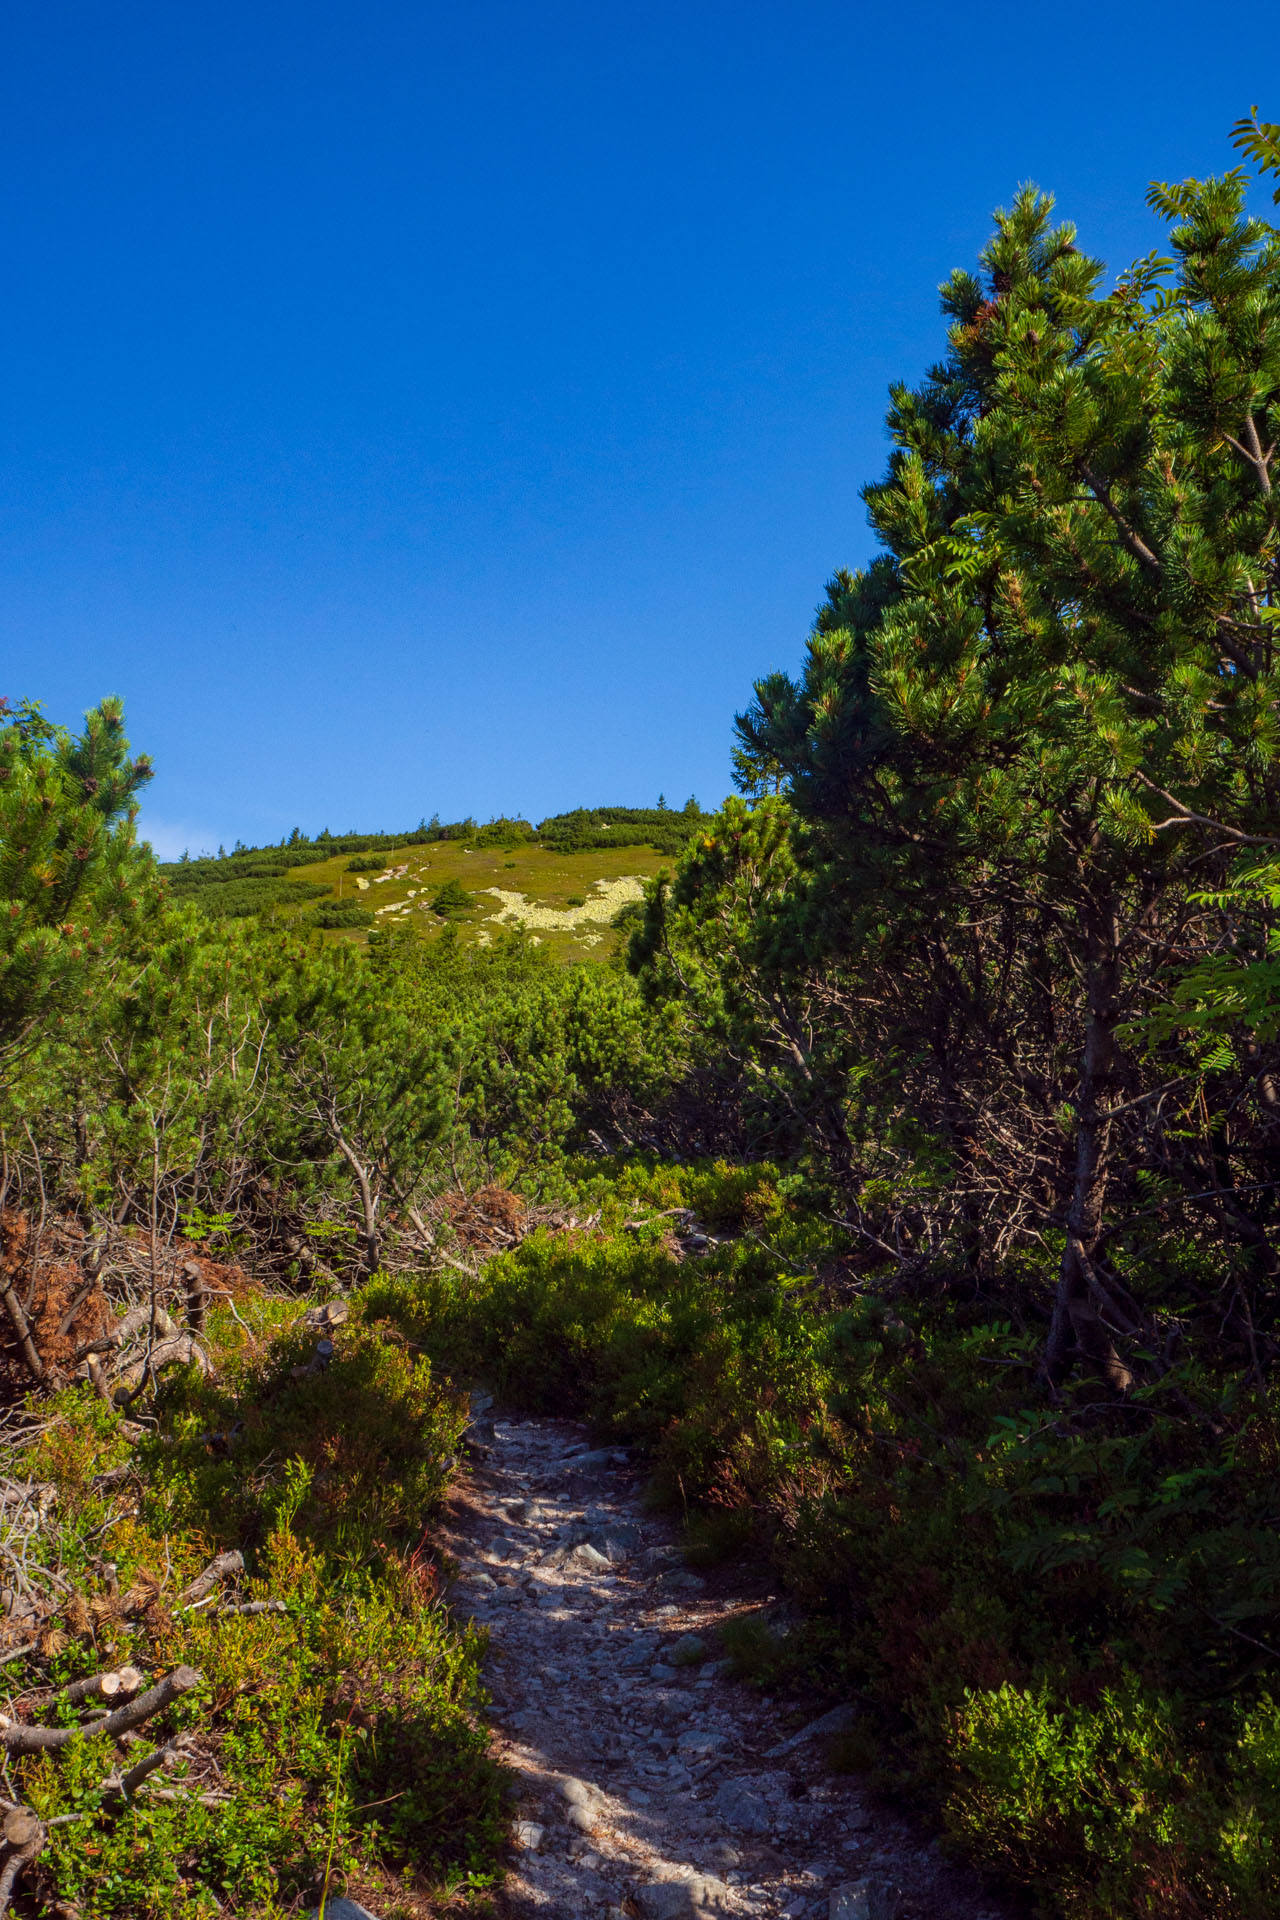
(0, 1209), (109, 1403)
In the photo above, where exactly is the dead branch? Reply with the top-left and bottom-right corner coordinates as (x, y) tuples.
(181, 1260), (206, 1334)
(178, 1550), (244, 1607)
(88, 1464), (136, 1493)
(0, 1277), (44, 1386)
(0, 1664), (202, 1754)
(107, 1305), (181, 1348)
(22, 1666), (144, 1711)
(111, 1332), (209, 1397)
(102, 1731), (192, 1808)
(144, 1785), (229, 1807)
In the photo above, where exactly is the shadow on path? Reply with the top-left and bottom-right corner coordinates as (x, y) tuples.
(440, 1412), (1016, 1920)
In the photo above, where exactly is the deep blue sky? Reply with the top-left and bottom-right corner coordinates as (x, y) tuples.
(2, 2), (1275, 855)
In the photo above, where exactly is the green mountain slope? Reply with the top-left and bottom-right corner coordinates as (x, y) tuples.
(157, 805), (713, 961)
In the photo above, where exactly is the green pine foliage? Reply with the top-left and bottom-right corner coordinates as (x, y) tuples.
(428, 877), (475, 918)
(693, 158), (1280, 1388)
(536, 804), (715, 855)
(0, 696), (157, 1063)
(306, 901), (375, 929)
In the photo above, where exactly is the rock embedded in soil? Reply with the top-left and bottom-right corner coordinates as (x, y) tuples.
(560, 1776), (598, 1808)
(636, 1876), (733, 1920)
(828, 1881), (901, 1920)
(713, 1778), (773, 1833)
(676, 1728), (727, 1757)
(567, 1448), (619, 1471)
(572, 1541), (614, 1571)
(769, 1704), (860, 1758)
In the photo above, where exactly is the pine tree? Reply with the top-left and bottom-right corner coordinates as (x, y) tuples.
(732, 159), (1280, 1382)
(0, 695), (155, 1064)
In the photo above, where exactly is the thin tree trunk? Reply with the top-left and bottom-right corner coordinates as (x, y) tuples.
(1045, 898), (1133, 1390)
(331, 1126), (380, 1274)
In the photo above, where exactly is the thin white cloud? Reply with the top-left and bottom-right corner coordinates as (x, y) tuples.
(136, 815), (221, 862)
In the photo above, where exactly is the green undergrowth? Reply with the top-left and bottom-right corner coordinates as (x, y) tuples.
(11, 1294), (507, 1918)
(376, 1158), (1280, 1919)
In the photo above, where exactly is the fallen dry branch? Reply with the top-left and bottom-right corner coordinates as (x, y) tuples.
(111, 1332), (209, 1396)
(0, 1664), (202, 1754)
(102, 1732), (190, 1808)
(0, 1482), (56, 1510)
(88, 1463), (136, 1492)
(178, 1550), (243, 1607)
(145, 1785), (229, 1807)
(22, 1665), (144, 1712)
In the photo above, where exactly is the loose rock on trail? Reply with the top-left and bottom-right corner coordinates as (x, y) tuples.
(441, 1405), (1015, 1920)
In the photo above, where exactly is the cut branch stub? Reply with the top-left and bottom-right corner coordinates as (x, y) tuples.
(1, 1810), (40, 1850)
(304, 1299), (349, 1333)
(24, 1664), (145, 1711)
(0, 1808), (44, 1918)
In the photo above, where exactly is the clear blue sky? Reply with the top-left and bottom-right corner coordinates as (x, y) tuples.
(2, 2), (1275, 856)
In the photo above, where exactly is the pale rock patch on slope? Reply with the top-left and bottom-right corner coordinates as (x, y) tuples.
(482, 875), (644, 934)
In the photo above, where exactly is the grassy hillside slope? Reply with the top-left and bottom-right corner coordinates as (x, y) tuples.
(285, 837), (670, 962)
(158, 808), (711, 962)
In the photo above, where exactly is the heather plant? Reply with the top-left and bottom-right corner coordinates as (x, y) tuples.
(2, 1294), (505, 1918)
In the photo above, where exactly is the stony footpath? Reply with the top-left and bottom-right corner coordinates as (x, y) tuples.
(440, 1405), (1017, 1920)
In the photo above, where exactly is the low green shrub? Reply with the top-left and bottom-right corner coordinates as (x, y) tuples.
(176, 876), (332, 919)
(473, 818), (536, 850)
(397, 1165), (1280, 1919)
(947, 1678), (1202, 1916)
(430, 878), (475, 918)
(308, 901), (375, 928)
(11, 1295), (507, 1918)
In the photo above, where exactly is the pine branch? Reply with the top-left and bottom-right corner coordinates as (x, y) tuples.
(1076, 460), (1162, 572)
(1132, 771), (1280, 847)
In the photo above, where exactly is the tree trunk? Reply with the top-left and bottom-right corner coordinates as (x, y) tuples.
(1045, 898), (1134, 1390)
(328, 1116), (380, 1274)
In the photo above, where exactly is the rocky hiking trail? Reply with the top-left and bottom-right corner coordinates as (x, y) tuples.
(440, 1405), (1018, 1920)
